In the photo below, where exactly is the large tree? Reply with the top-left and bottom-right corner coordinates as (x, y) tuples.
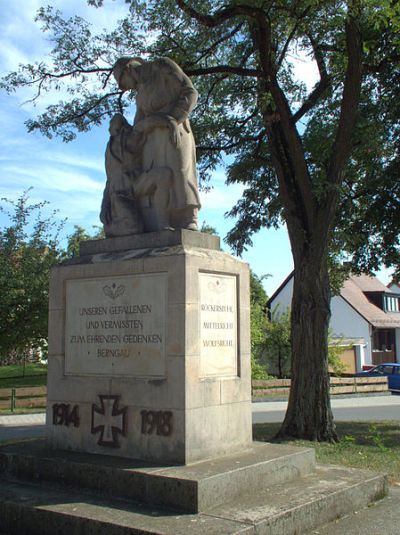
(2, 0), (399, 440)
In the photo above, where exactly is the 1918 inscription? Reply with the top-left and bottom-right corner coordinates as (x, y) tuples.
(65, 274), (167, 377)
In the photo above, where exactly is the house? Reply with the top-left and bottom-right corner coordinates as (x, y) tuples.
(388, 281), (400, 294)
(268, 273), (400, 373)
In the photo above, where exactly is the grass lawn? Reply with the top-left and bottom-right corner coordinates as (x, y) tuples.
(253, 421), (400, 483)
(0, 363), (47, 388)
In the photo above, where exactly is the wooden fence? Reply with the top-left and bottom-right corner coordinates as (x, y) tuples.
(0, 378), (389, 410)
(252, 376), (388, 398)
(0, 386), (47, 412)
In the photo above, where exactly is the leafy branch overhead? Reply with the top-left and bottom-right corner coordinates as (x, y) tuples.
(1, 1), (398, 272)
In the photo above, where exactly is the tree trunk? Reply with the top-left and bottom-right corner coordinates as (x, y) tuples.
(277, 254), (338, 442)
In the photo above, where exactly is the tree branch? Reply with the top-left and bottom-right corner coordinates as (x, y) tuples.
(191, 23), (244, 66)
(175, 1), (268, 28)
(327, 8), (363, 187)
(293, 35), (331, 123)
(185, 65), (261, 77)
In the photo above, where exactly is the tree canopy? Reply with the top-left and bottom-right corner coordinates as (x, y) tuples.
(2, 0), (399, 440)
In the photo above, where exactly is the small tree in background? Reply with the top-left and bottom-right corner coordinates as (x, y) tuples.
(260, 307), (292, 379)
(63, 224), (104, 259)
(261, 307), (349, 378)
(250, 271), (270, 379)
(0, 190), (64, 363)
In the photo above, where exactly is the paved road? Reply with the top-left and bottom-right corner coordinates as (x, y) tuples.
(252, 394), (400, 423)
(0, 413), (46, 441)
(1, 395), (399, 441)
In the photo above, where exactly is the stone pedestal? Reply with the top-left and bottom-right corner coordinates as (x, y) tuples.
(46, 230), (252, 464)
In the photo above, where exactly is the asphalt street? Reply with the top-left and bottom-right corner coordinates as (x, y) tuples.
(0, 395), (399, 441)
(252, 393), (400, 423)
(0, 413), (46, 441)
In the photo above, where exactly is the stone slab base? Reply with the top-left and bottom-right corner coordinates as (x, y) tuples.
(0, 440), (315, 513)
(0, 441), (387, 535)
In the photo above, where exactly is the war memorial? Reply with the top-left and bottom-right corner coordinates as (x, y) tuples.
(0, 57), (387, 534)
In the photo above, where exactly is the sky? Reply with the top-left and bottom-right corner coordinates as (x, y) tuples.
(0, 1), (394, 296)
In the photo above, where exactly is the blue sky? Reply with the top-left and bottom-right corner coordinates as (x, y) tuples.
(0, 1), (393, 295)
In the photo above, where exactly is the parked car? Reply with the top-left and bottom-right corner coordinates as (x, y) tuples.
(355, 363), (400, 394)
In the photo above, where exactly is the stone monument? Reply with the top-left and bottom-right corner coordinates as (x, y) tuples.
(0, 57), (387, 535)
(46, 57), (252, 464)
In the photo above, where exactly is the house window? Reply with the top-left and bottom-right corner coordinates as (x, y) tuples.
(372, 329), (395, 351)
(384, 295), (400, 312)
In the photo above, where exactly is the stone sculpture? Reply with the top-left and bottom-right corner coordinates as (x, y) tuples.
(100, 113), (144, 237)
(100, 57), (201, 236)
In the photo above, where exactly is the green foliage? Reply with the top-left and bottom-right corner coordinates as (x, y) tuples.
(259, 306), (292, 379)
(260, 311), (350, 378)
(1, 2), (397, 271)
(0, 191), (64, 360)
(251, 354), (270, 380)
(0, 363), (47, 389)
(249, 271), (270, 379)
(328, 335), (350, 376)
(64, 225), (104, 259)
(199, 221), (217, 235)
(253, 420), (400, 483)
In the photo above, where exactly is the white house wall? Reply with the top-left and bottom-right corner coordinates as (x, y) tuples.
(270, 276), (293, 316)
(270, 278), (372, 369)
(330, 296), (372, 366)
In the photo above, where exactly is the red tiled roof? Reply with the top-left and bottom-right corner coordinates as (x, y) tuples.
(341, 275), (400, 328)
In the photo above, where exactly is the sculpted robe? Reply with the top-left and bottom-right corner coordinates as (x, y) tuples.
(133, 58), (201, 211)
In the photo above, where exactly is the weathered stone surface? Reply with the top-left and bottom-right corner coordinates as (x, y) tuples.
(0, 440), (315, 513)
(100, 57), (201, 236)
(47, 242), (251, 464)
(199, 272), (238, 377)
(79, 229), (220, 256)
(64, 273), (167, 377)
(0, 438), (388, 535)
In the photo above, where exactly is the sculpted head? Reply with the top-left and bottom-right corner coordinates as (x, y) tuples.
(113, 57), (144, 91)
(109, 113), (130, 136)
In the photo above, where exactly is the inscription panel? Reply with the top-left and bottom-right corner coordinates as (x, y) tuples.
(65, 273), (167, 377)
(199, 273), (238, 377)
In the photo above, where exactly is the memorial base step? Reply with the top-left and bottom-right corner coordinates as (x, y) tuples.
(0, 440), (387, 535)
(0, 440), (315, 513)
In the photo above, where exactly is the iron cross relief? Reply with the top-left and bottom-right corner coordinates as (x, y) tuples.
(91, 395), (127, 448)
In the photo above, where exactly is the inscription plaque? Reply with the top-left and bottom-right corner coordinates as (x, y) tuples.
(199, 273), (238, 376)
(65, 273), (167, 377)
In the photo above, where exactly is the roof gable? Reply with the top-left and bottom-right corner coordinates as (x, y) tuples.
(341, 275), (400, 328)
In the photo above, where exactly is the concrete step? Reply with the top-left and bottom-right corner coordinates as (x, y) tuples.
(207, 464), (387, 535)
(0, 439), (315, 513)
(0, 464), (386, 535)
(305, 484), (400, 535)
(0, 477), (252, 535)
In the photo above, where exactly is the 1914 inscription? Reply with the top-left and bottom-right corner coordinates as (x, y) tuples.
(65, 274), (167, 377)
(199, 273), (238, 377)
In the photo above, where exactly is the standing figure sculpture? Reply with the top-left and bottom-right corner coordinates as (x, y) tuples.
(112, 56), (201, 232)
(100, 113), (144, 237)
